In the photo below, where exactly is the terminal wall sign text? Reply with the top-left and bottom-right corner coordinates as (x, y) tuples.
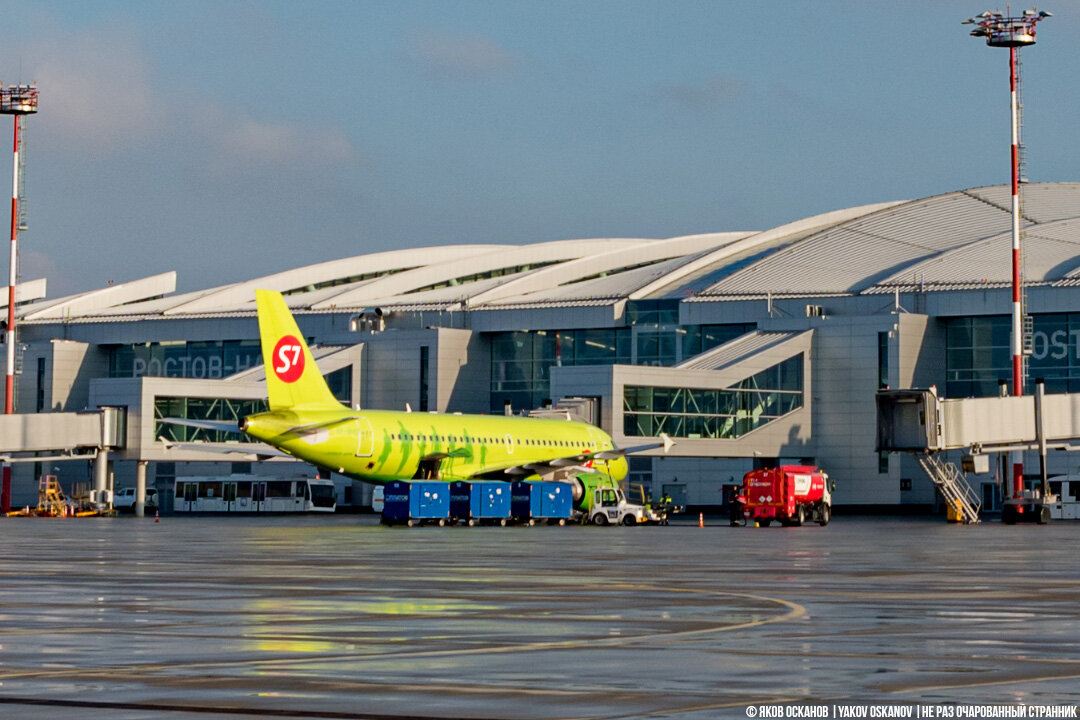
(1029, 330), (1080, 360)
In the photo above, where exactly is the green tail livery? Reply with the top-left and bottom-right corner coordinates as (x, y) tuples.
(166, 289), (672, 511)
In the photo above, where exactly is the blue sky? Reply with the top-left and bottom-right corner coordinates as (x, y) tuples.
(3, 1), (1079, 296)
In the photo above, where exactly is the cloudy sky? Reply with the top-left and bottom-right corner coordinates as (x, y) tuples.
(3, 1), (1079, 296)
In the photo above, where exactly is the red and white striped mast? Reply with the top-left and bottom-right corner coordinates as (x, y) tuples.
(964, 8), (1049, 507)
(0, 83), (38, 513)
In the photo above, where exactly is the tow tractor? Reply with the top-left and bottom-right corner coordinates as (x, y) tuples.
(587, 486), (653, 525)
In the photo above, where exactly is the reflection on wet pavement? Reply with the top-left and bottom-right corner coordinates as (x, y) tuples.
(0, 516), (1077, 718)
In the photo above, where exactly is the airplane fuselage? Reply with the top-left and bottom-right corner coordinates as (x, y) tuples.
(242, 407), (629, 486)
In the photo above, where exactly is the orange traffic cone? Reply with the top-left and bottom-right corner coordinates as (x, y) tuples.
(698, 512), (704, 528)
(154, 510), (159, 523)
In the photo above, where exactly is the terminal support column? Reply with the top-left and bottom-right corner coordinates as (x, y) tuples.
(135, 461), (147, 518)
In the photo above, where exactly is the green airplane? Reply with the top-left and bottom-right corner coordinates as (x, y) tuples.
(165, 289), (671, 512)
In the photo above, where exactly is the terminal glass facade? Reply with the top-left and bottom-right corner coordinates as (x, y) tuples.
(945, 314), (1080, 397)
(489, 322), (755, 412)
(109, 342), (352, 404)
(108, 341), (263, 379)
(490, 329), (631, 412)
(622, 354), (803, 438)
(154, 396), (268, 443)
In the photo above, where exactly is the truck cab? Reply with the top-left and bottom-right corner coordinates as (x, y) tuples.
(588, 487), (649, 526)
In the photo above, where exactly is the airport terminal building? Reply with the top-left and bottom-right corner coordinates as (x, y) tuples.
(9, 182), (1080, 512)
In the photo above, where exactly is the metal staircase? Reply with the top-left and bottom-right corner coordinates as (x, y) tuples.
(917, 454), (982, 524)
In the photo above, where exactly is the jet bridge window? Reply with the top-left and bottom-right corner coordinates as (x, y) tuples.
(622, 355), (803, 439)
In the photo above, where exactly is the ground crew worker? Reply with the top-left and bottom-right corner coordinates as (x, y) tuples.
(726, 485), (744, 527)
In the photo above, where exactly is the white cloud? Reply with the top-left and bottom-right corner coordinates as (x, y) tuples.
(657, 75), (744, 112)
(28, 30), (165, 150)
(409, 31), (517, 78)
(219, 117), (353, 167)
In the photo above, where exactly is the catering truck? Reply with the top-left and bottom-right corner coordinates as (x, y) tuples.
(741, 465), (832, 527)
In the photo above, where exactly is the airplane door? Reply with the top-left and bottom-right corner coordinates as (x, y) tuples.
(504, 433), (514, 455)
(355, 418), (374, 457)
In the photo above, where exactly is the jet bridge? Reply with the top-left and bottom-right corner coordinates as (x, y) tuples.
(0, 408), (126, 511)
(877, 384), (1078, 523)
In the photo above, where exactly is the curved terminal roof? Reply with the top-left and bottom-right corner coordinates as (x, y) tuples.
(15, 182), (1080, 322)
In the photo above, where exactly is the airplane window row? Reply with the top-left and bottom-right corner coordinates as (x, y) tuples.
(387, 433), (590, 450)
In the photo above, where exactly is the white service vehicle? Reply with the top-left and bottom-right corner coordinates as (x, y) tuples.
(113, 487), (157, 512)
(587, 486), (650, 526)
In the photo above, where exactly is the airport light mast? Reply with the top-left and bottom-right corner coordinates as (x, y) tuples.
(0, 83), (38, 513)
(963, 8), (1049, 512)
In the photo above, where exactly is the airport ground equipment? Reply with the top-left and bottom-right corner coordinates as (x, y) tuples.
(510, 481), (572, 525)
(1046, 475), (1080, 520)
(875, 382), (1080, 524)
(586, 485), (650, 526)
(381, 480), (450, 526)
(450, 480), (511, 526)
(741, 465), (832, 527)
(5, 475), (106, 518)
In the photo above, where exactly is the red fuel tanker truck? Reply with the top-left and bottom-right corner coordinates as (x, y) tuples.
(741, 465), (833, 527)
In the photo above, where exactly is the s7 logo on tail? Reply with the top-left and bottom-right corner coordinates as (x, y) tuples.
(273, 335), (305, 383)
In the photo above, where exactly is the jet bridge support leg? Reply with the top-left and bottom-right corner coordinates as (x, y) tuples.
(93, 449), (109, 511)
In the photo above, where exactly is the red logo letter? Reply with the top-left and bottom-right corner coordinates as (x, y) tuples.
(272, 335), (305, 383)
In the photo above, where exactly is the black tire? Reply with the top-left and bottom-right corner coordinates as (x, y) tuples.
(758, 518), (771, 527)
(557, 518), (566, 527)
(818, 504), (831, 526)
(499, 518), (508, 527)
(592, 513), (609, 526)
(794, 505), (805, 527)
(406, 518), (415, 528)
(437, 518), (446, 527)
(467, 518), (477, 527)
(1002, 505), (1018, 525)
(621, 514), (636, 526)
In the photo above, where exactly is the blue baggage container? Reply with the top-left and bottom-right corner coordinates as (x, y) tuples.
(381, 480), (412, 524)
(510, 481), (537, 522)
(539, 482), (572, 519)
(469, 481), (511, 523)
(410, 481), (450, 522)
(449, 481), (471, 522)
(510, 481), (573, 524)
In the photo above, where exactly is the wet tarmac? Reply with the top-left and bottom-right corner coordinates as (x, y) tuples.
(0, 514), (1077, 719)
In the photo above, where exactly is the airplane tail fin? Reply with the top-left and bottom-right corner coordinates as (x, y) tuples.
(255, 289), (343, 411)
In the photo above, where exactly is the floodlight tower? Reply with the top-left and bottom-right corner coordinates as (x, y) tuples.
(963, 8), (1049, 518)
(0, 83), (38, 513)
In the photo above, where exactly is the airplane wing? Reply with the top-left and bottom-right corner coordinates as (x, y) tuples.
(480, 433), (676, 480)
(425, 449), (472, 460)
(593, 433), (675, 458)
(282, 416), (365, 435)
(157, 437), (293, 461)
(160, 417), (242, 434)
